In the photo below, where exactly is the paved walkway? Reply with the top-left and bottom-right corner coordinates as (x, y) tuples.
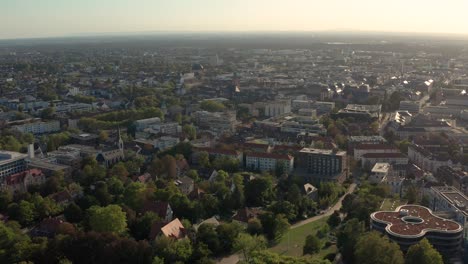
(217, 183), (357, 264)
(291, 183), (357, 229)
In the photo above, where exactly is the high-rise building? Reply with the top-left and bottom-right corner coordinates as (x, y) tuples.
(298, 148), (347, 182)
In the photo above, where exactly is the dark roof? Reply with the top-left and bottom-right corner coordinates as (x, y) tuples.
(232, 207), (263, 223)
(141, 201), (170, 218)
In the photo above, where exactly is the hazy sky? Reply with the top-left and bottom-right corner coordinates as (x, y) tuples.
(2, 0), (468, 39)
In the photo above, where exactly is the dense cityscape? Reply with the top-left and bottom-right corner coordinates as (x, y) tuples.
(0, 33), (467, 264)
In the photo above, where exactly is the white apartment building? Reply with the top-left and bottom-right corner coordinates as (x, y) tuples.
(12, 120), (60, 134)
(245, 152), (294, 173)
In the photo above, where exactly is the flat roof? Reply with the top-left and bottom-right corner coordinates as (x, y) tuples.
(372, 163), (390, 173)
(371, 205), (462, 237)
(0, 151), (28, 166)
(300, 148), (346, 156)
(432, 186), (468, 215)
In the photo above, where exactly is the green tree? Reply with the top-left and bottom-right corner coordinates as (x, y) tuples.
(247, 218), (263, 235)
(197, 224), (221, 256)
(405, 238), (443, 264)
(216, 222), (243, 254)
(130, 212), (160, 241)
(154, 236), (193, 263)
(337, 218), (365, 263)
(355, 232), (404, 264)
(200, 100), (226, 112)
(64, 202), (83, 223)
(123, 182), (147, 211)
(327, 210), (341, 228)
(109, 162), (130, 181)
(197, 151), (210, 168)
(88, 204), (127, 234)
(259, 212), (290, 241)
(99, 130), (109, 142)
(183, 124), (197, 140)
(303, 234), (322, 255)
(245, 176), (275, 207)
(8, 201), (36, 226)
(233, 233), (267, 263)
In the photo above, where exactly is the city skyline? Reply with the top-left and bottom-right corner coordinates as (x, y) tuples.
(2, 0), (468, 39)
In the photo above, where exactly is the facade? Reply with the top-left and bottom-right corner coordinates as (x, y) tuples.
(264, 100), (292, 117)
(371, 205), (463, 255)
(12, 120), (60, 135)
(399, 100), (421, 114)
(192, 110), (237, 135)
(369, 163), (391, 184)
(245, 152), (294, 173)
(353, 144), (399, 160)
(361, 152), (408, 169)
(298, 148), (347, 183)
(4, 169), (45, 192)
(408, 144), (453, 173)
(0, 151), (28, 182)
(426, 186), (468, 241)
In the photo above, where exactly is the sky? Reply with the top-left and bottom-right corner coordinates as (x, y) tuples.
(1, 0), (468, 39)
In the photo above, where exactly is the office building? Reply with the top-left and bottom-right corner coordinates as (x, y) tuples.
(371, 205), (463, 255)
(0, 151), (28, 182)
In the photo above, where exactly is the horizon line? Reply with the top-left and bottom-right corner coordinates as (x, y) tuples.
(2, 29), (468, 42)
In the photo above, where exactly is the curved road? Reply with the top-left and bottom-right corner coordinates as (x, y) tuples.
(217, 183), (357, 264)
(291, 183), (357, 229)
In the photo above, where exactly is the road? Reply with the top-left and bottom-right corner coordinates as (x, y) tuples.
(291, 183), (357, 229)
(216, 183), (357, 264)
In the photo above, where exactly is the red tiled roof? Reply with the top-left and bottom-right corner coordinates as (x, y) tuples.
(6, 169), (44, 185)
(371, 205), (462, 237)
(161, 218), (185, 239)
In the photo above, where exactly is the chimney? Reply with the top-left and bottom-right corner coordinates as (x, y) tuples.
(27, 144), (35, 159)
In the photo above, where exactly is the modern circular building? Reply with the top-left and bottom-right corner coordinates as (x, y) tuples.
(370, 205), (463, 255)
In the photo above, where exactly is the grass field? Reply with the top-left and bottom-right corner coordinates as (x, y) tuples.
(380, 198), (407, 211)
(269, 216), (336, 259)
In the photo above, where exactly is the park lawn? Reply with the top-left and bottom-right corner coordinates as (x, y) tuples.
(269, 216), (336, 259)
(380, 198), (407, 211)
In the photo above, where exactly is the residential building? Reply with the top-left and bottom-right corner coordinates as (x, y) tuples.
(371, 205), (463, 256)
(265, 100), (291, 117)
(12, 120), (60, 134)
(4, 169), (45, 192)
(361, 153), (408, 169)
(192, 110), (237, 135)
(408, 144), (454, 173)
(399, 100), (421, 114)
(353, 144), (399, 161)
(298, 148), (348, 183)
(245, 152), (294, 173)
(369, 163), (391, 184)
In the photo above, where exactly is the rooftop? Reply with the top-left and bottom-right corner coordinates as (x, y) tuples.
(0, 151), (28, 166)
(371, 205), (462, 237)
(371, 163), (390, 173)
(432, 186), (468, 215)
(300, 148), (346, 156)
(355, 144), (398, 150)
